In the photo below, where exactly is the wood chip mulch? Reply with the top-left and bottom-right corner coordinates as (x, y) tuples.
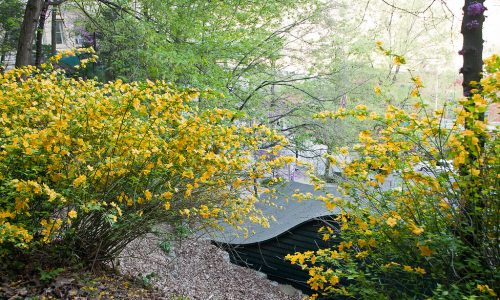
(119, 232), (306, 300)
(1, 231), (306, 299)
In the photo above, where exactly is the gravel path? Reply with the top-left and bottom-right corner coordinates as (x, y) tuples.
(119, 230), (305, 300)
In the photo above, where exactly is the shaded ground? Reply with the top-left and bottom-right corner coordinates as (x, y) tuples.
(0, 270), (163, 299)
(1, 230), (305, 299)
(119, 231), (305, 300)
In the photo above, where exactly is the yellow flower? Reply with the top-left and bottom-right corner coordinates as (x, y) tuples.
(355, 251), (369, 259)
(356, 114), (367, 121)
(418, 244), (432, 257)
(144, 190), (152, 201)
(374, 85), (382, 95)
(477, 284), (497, 297)
(162, 191), (173, 200)
(310, 255), (317, 264)
(411, 76), (423, 88)
(472, 94), (487, 109)
(411, 224), (424, 235)
(438, 200), (452, 209)
(329, 275), (339, 286)
(339, 147), (349, 156)
(15, 197), (29, 212)
(133, 98), (141, 110)
(73, 175), (87, 187)
(410, 88), (419, 97)
(68, 210), (77, 219)
(393, 56), (405, 65)
(414, 267), (426, 275)
(471, 168), (480, 176)
(386, 217), (397, 227)
(403, 265), (413, 272)
(374, 173), (385, 184)
(325, 201), (336, 210)
(0, 210), (16, 219)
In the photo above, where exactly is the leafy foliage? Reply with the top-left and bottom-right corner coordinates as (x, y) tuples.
(0, 0), (24, 64)
(80, 0), (330, 140)
(286, 54), (500, 299)
(0, 48), (290, 267)
(84, 0), (314, 85)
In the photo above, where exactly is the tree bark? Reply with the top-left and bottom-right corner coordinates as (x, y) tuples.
(15, 0), (44, 67)
(459, 0), (485, 251)
(35, 1), (49, 66)
(461, 0), (485, 104)
(51, 4), (58, 56)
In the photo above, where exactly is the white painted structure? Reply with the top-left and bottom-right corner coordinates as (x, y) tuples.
(2, 4), (83, 69)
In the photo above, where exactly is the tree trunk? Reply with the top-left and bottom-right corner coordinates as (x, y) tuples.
(461, 0), (485, 104)
(459, 0), (485, 251)
(35, 1), (49, 66)
(51, 4), (58, 56)
(15, 0), (44, 67)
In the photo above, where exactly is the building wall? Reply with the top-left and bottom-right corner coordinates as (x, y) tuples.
(42, 5), (83, 51)
(2, 4), (82, 69)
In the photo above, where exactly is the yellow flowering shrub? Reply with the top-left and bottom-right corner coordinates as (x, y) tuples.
(286, 54), (499, 299)
(0, 50), (288, 263)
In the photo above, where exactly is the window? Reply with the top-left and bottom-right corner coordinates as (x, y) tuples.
(55, 20), (64, 44)
(75, 35), (83, 46)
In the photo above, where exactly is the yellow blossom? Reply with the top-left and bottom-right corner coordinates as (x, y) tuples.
(144, 190), (152, 201)
(411, 76), (423, 88)
(386, 217), (397, 227)
(329, 275), (339, 286)
(68, 210), (77, 219)
(410, 88), (419, 97)
(403, 265), (413, 272)
(73, 175), (87, 187)
(414, 267), (426, 275)
(418, 244), (432, 257)
(162, 191), (173, 200)
(393, 56), (405, 65)
(477, 284), (497, 297)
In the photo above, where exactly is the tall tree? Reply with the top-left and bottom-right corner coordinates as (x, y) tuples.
(461, 1), (485, 103)
(79, 0), (325, 134)
(16, 0), (119, 67)
(34, 0), (49, 66)
(459, 0), (487, 252)
(15, 0), (44, 67)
